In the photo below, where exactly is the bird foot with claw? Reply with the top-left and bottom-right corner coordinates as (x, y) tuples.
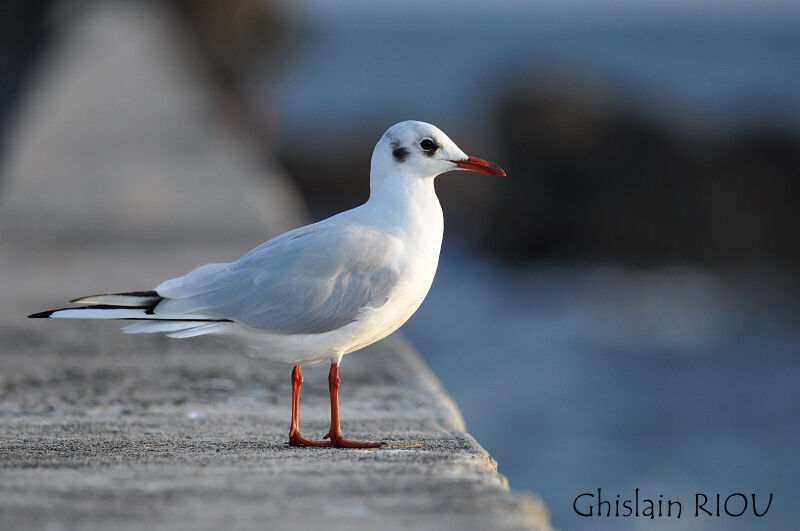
(289, 431), (331, 447)
(290, 430), (382, 448)
(316, 430), (383, 448)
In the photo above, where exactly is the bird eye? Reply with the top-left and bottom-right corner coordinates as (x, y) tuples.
(420, 138), (438, 151)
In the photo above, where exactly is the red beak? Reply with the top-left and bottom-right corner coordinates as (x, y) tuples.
(450, 155), (506, 176)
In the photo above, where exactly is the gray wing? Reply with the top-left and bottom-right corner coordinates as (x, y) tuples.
(154, 222), (400, 335)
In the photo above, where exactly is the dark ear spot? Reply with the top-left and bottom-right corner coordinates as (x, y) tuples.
(392, 143), (409, 162)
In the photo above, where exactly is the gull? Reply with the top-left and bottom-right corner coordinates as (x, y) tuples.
(29, 120), (505, 448)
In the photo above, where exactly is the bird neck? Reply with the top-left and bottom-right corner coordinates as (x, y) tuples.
(367, 170), (442, 235)
(369, 162), (437, 203)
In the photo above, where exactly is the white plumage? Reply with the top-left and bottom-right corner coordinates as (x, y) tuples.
(30, 121), (505, 447)
(32, 121), (505, 364)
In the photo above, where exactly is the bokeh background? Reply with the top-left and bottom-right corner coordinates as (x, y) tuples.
(2, 1), (798, 529)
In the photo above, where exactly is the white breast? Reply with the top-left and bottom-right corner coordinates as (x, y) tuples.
(335, 178), (444, 356)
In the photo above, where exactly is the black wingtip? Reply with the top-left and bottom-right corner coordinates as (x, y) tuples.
(28, 310), (55, 318)
(69, 290), (160, 304)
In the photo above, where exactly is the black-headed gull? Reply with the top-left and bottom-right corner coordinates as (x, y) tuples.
(29, 120), (505, 448)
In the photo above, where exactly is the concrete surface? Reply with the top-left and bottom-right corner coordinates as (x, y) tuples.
(0, 2), (550, 530)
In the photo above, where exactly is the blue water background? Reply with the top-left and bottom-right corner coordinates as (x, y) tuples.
(268, 0), (800, 143)
(404, 246), (799, 530)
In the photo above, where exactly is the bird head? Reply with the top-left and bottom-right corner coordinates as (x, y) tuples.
(371, 121), (505, 181)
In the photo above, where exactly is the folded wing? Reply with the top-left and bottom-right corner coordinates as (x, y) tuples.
(154, 222), (400, 335)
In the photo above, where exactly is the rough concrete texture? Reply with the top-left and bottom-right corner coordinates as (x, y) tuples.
(0, 2), (550, 530)
(0, 327), (549, 531)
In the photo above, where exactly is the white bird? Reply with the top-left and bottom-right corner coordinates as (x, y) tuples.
(29, 120), (505, 448)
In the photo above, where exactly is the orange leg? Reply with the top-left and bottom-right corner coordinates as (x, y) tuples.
(287, 363), (382, 448)
(288, 365), (330, 447)
(323, 363), (382, 448)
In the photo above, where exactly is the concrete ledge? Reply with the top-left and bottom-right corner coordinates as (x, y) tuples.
(0, 329), (549, 530)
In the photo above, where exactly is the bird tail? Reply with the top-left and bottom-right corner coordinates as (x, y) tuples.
(28, 290), (163, 319)
(28, 290), (230, 338)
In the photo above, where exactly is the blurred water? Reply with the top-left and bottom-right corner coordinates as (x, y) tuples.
(403, 246), (800, 530)
(269, 0), (800, 142)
